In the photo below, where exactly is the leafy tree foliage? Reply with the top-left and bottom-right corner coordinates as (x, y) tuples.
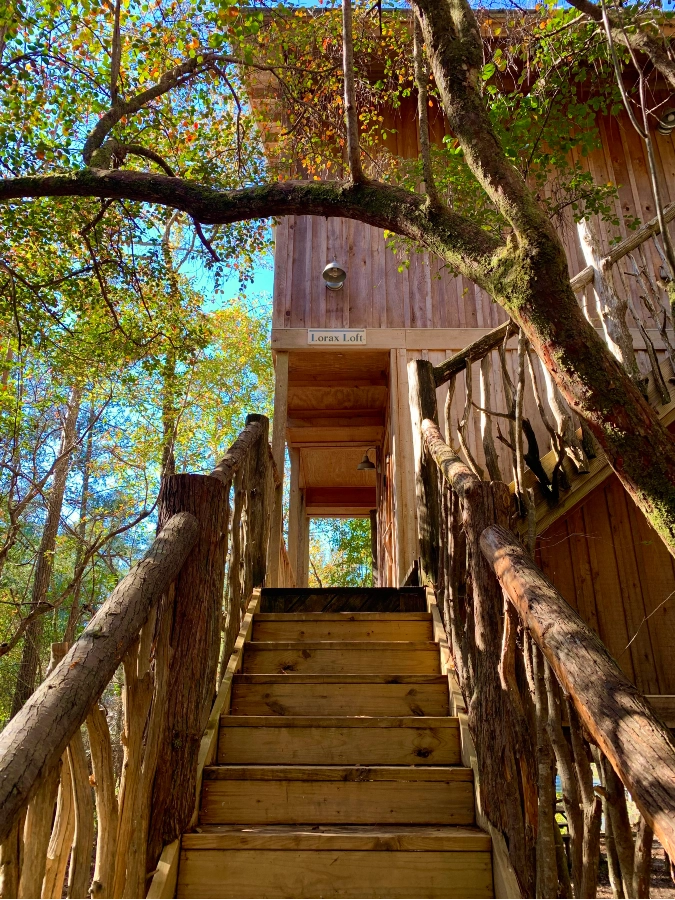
(309, 518), (372, 587)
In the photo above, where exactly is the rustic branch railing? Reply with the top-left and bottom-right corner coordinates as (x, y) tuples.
(0, 413), (275, 899)
(431, 211), (675, 521)
(409, 359), (675, 898)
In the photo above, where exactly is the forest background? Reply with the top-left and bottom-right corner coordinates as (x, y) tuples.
(0, 0), (665, 724)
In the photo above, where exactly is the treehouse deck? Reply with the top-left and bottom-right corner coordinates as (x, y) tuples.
(175, 588), (493, 899)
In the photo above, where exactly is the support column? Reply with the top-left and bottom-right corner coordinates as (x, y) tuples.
(369, 509), (378, 587)
(267, 352), (289, 587)
(297, 507), (309, 587)
(287, 447), (301, 585)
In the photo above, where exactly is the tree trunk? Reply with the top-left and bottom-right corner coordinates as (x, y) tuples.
(0, 512), (199, 845)
(11, 385), (82, 716)
(64, 401), (96, 645)
(161, 349), (177, 477)
(147, 474), (229, 870)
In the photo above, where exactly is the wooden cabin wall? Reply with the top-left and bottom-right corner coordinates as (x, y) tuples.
(272, 111), (675, 332)
(535, 475), (675, 696)
(273, 107), (675, 590)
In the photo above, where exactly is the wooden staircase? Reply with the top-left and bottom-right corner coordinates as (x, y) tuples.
(177, 588), (494, 899)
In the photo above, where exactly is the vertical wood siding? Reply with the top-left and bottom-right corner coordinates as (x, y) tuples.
(536, 475), (675, 696)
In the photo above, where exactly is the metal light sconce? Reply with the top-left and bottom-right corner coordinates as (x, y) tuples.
(322, 259), (347, 291)
(357, 448), (377, 471)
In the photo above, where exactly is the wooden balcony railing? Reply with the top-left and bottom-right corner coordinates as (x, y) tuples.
(0, 413), (275, 899)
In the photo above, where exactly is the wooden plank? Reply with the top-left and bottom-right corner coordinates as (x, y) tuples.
(230, 675), (450, 717)
(259, 586), (427, 613)
(646, 695), (675, 727)
(182, 824), (491, 851)
(242, 645), (441, 675)
(272, 326), (672, 352)
(244, 638), (438, 650)
(202, 765), (473, 781)
(146, 838), (181, 900)
(603, 477), (660, 694)
(252, 615), (433, 642)
(268, 352), (289, 587)
(217, 717), (461, 766)
(272, 220), (289, 330)
(200, 773), (475, 825)
(189, 592), (261, 827)
(287, 447), (301, 579)
(310, 215), (327, 329)
(627, 497), (675, 694)
(177, 848), (493, 899)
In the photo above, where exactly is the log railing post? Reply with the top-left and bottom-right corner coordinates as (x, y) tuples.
(408, 359), (441, 585)
(244, 414), (272, 589)
(146, 474), (230, 871)
(267, 352), (289, 587)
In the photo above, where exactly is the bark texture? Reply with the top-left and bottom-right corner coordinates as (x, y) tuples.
(147, 475), (229, 870)
(0, 512), (199, 845)
(481, 524), (675, 861)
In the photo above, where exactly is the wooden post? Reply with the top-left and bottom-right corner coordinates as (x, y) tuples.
(244, 414), (271, 588)
(147, 474), (229, 870)
(407, 359), (441, 585)
(369, 509), (378, 587)
(0, 514), (198, 846)
(481, 523), (675, 863)
(287, 446), (301, 578)
(297, 501), (309, 588)
(268, 352), (289, 586)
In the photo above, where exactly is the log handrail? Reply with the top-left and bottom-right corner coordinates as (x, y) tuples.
(416, 378), (675, 895)
(209, 414), (265, 485)
(0, 512), (199, 846)
(480, 523), (675, 861)
(433, 320), (517, 387)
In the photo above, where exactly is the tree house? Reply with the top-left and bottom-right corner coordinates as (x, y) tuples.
(267, 100), (675, 718)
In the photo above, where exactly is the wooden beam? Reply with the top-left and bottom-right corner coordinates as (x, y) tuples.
(287, 447), (301, 579)
(272, 326), (673, 353)
(481, 524), (675, 862)
(267, 352), (289, 586)
(298, 504), (309, 588)
(305, 487), (377, 507)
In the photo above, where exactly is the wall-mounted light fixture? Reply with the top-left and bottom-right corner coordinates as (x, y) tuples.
(322, 259), (347, 291)
(357, 448), (377, 471)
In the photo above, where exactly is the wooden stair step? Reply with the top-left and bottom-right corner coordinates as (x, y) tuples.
(230, 674), (449, 717)
(177, 825), (492, 898)
(199, 765), (475, 826)
(259, 587), (427, 613)
(218, 716), (461, 765)
(252, 612), (433, 642)
(242, 641), (441, 675)
(184, 824), (491, 851)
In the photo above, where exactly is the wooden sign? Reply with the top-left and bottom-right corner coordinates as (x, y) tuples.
(308, 329), (367, 345)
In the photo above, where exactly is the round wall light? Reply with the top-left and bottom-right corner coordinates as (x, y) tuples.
(322, 259), (347, 290)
